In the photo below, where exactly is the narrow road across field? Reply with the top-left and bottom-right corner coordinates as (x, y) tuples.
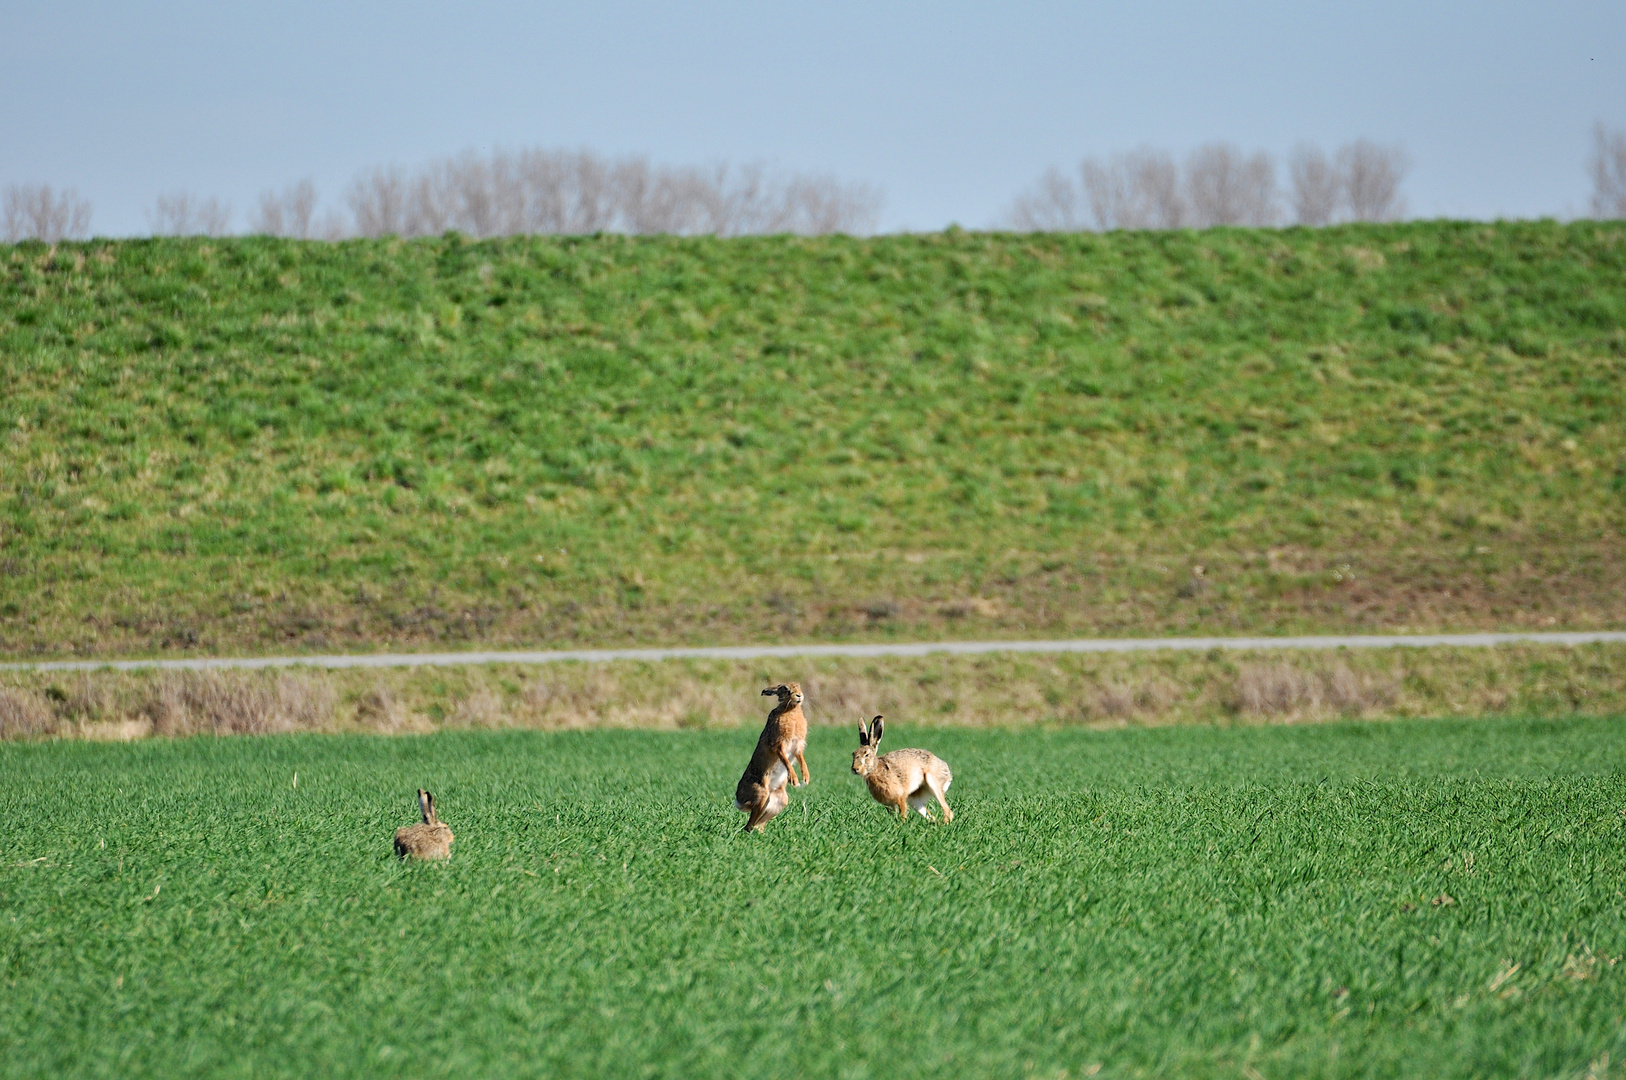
(3, 631), (1624, 673)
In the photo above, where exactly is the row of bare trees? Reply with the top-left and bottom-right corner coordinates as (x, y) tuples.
(340, 150), (882, 238)
(1006, 139), (1410, 231)
(148, 191), (233, 237)
(7, 128), (1626, 242)
(6, 150), (882, 243)
(1, 185), (93, 243)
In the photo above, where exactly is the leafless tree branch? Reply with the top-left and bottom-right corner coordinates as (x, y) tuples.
(1589, 122), (1626, 220)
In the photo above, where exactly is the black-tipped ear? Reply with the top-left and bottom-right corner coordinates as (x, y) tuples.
(856, 719), (869, 745)
(870, 716), (884, 745)
(418, 789), (433, 823)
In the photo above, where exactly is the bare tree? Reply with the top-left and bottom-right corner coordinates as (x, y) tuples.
(1339, 140), (1408, 222)
(703, 161), (789, 235)
(1288, 143), (1342, 226)
(1074, 150), (1186, 229)
(1185, 143), (1277, 227)
(1007, 166), (1085, 231)
(251, 179), (322, 238)
(148, 191), (232, 236)
(2, 184), (92, 242)
(1589, 122), (1626, 219)
(1075, 159), (1127, 230)
(616, 157), (702, 234)
(347, 165), (413, 238)
(1120, 149), (1186, 229)
(767, 169), (881, 236)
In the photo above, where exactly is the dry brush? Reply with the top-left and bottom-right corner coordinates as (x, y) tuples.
(3, 644), (1623, 741)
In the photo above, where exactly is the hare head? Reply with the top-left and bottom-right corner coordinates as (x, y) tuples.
(762, 682), (804, 707)
(851, 715), (884, 776)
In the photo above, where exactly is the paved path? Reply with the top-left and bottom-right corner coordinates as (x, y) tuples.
(3, 631), (1623, 673)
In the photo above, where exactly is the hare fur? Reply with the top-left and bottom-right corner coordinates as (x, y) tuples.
(734, 682), (810, 831)
(851, 716), (953, 823)
(394, 789), (454, 860)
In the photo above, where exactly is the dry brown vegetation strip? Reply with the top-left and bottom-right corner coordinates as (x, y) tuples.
(4, 643), (1623, 740)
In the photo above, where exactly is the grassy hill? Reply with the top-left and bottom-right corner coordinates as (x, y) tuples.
(2, 222), (1623, 658)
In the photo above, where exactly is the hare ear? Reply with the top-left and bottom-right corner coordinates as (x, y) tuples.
(418, 789), (434, 823)
(856, 719), (869, 746)
(870, 716), (884, 745)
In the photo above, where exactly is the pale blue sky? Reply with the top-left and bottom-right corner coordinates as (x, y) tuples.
(3, 1), (1622, 234)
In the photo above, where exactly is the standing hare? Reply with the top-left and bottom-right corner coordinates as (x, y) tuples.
(851, 716), (953, 823)
(394, 789), (454, 860)
(734, 682), (809, 832)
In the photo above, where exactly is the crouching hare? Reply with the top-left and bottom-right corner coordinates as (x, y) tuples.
(851, 716), (953, 823)
(394, 789), (454, 860)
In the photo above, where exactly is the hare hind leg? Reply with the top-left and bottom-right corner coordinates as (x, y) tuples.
(743, 796), (771, 832)
(907, 787), (936, 821)
(748, 783), (791, 831)
(741, 785), (775, 831)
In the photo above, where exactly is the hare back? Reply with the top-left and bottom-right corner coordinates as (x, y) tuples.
(394, 822), (453, 860)
(865, 748), (951, 803)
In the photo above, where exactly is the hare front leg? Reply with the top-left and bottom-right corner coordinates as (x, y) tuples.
(927, 774), (953, 824)
(778, 748), (801, 787)
(795, 750), (810, 787)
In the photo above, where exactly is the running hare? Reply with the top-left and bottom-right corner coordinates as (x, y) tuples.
(734, 682), (809, 832)
(393, 789), (454, 860)
(851, 716), (953, 823)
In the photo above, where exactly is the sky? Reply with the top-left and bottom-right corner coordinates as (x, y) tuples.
(3, 0), (1623, 235)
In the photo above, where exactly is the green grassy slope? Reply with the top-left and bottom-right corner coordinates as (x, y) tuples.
(2, 222), (1623, 658)
(3, 717), (1625, 1078)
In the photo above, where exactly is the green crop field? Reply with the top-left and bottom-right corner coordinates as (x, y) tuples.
(2, 221), (1624, 659)
(4, 715), (1625, 1078)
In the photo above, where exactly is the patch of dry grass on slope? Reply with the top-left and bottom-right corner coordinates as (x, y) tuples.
(3, 643), (1623, 740)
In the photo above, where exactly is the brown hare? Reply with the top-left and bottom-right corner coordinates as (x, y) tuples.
(734, 682), (810, 832)
(393, 789), (454, 860)
(851, 716), (953, 823)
